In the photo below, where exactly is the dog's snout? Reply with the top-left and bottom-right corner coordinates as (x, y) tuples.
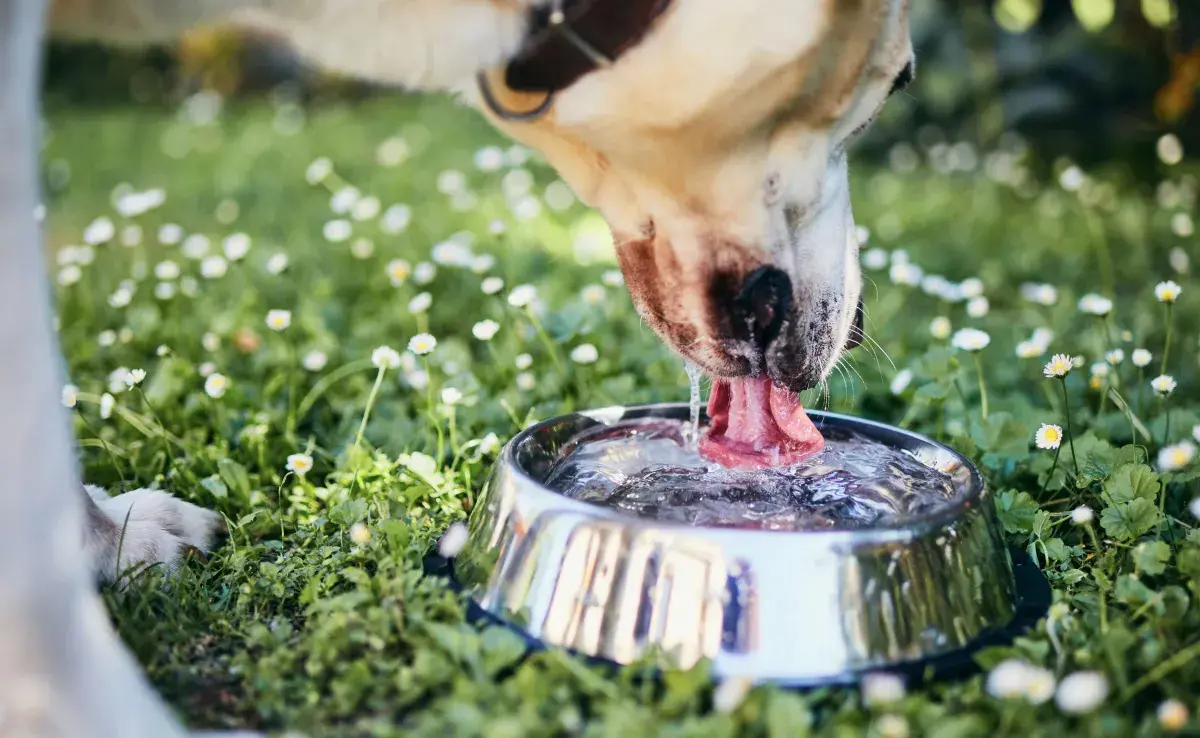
(736, 266), (792, 349)
(844, 298), (864, 350)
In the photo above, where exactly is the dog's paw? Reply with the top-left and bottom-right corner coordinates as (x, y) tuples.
(84, 485), (224, 583)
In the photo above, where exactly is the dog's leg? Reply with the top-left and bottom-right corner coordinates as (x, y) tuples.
(0, 1), (207, 735)
(83, 484), (224, 583)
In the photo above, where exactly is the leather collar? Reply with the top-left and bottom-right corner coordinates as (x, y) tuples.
(505, 0), (671, 92)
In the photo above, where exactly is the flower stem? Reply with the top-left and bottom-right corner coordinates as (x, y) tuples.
(1059, 378), (1080, 476)
(354, 366), (386, 451)
(973, 353), (989, 421)
(525, 307), (564, 374)
(1161, 302), (1174, 376)
(1039, 443), (1062, 497)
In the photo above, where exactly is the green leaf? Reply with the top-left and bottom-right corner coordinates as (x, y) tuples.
(329, 499), (369, 526)
(765, 690), (812, 738)
(1100, 498), (1159, 541)
(479, 626), (527, 677)
(1042, 538), (1070, 563)
(200, 474), (229, 499)
(1102, 464), (1160, 504)
(995, 490), (1039, 534)
(913, 382), (950, 405)
(1133, 540), (1171, 576)
(1114, 574), (1154, 605)
(217, 458), (252, 500)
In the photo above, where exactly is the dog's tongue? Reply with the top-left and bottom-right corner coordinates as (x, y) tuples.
(700, 376), (824, 469)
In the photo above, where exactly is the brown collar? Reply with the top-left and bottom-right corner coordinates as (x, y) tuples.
(505, 0), (671, 92)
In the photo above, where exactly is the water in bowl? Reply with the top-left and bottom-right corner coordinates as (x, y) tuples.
(544, 419), (962, 531)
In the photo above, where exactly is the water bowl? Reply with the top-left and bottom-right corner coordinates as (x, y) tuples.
(448, 404), (1048, 685)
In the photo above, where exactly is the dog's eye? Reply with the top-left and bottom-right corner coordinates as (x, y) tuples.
(888, 62), (914, 97)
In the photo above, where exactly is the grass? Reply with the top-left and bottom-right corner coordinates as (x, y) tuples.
(45, 89), (1200, 737)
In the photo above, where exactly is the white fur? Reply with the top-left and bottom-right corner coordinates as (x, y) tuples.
(84, 485), (223, 583)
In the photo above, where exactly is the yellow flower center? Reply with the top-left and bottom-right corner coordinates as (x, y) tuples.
(1044, 428), (1061, 443)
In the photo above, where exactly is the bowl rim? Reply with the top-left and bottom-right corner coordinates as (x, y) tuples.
(498, 402), (987, 544)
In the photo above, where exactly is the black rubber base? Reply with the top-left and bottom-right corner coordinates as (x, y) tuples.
(425, 547), (1050, 687)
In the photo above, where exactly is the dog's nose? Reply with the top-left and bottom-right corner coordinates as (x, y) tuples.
(736, 266), (792, 350)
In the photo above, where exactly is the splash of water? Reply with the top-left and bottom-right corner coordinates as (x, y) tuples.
(544, 419), (960, 531)
(684, 362), (704, 452)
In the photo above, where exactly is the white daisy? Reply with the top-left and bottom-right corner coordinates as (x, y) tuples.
(302, 350), (328, 372)
(266, 253), (289, 275)
(1155, 280), (1182, 303)
(1132, 348), (1153, 367)
(154, 260), (181, 280)
(1159, 441), (1196, 472)
(1016, 340), (1044, 359)
(99, 393), (115, 420)
(571, 344), (599, 364)
(329, 186), (360, 214)
(61, 384), (78, 409)
(516, 372), (536, 391)
(124, 368), (146, 388)
(862, 248), (889, 270)
(951, 328), (990, 352)
(581, 284), (606, 304)
(481, 276), (505, 295)
(204, 373), (229, 399)
(508, 284), (537, 307)
(966, 296), (989, 318)
(1157, 698), (1188, 731)
(200, 255), (228, 279)
(323, 219), (352, 243)
(890, 368), (913, 396)
(83, 216), (115, 245)
(371, 346), (401, 369)
(413, 262), (437, 285)
(472, 320), (500, 341)
(408, 292), (432, 314)
(350, 238), (374, 260)
(223, 233), (251, 261)
(265, 309), (292, 332)
(181, 234), (211, 260)
(305, 157), (332, 185)
(1105, 348), (1124, 365)
(380, 204), (412, 234)
(1071, 505), (1093, 525)
(408, 333), (437, 355)
(1055, 671), (1108, 714)
(1152, 374), (1177, 395)
(1078, 293), (1113, 316)
(1043, 354), (1073, 378)
(386, 259), (412, 286)
(440, 387), (463, 406)
(158, 223), (184, 245)
(349, 523), (371, 545)
(1035, 424), (1063, 450)
(929, 316), (952, 340)
(515, 353), (533, 370)
(286, 453), (314, 477)
(601, 269), (624, 287)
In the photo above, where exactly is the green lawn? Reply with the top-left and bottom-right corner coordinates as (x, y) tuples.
(45, 91), (1200, 737)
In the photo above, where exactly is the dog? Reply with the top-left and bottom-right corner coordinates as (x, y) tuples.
(0, 0), (910, 732)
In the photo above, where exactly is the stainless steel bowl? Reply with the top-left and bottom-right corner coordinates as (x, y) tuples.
(452, 404), (1046, 684)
